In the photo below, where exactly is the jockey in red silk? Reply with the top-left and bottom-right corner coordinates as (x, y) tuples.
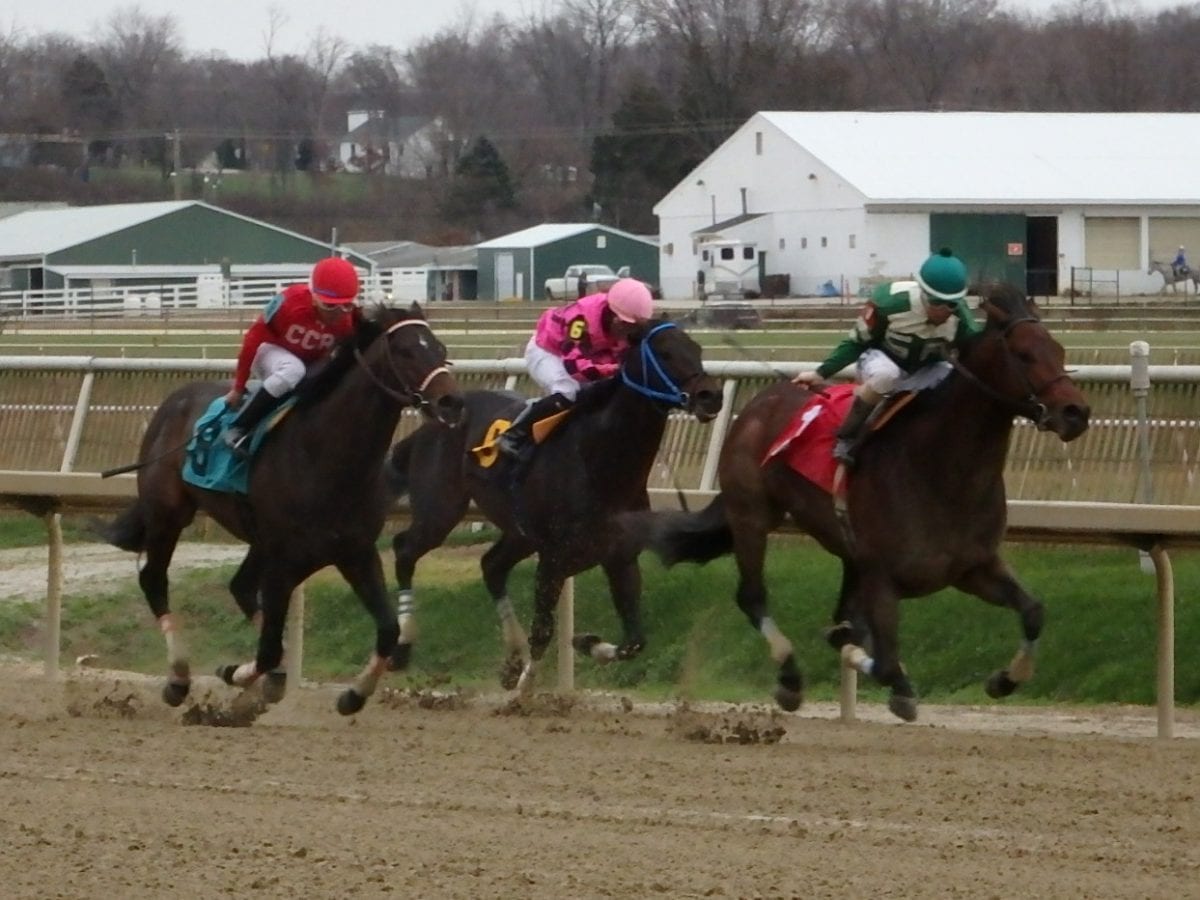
(793, 248), (981, 466)
(222, 256), (362, 457)
(497, 277), (655, 463)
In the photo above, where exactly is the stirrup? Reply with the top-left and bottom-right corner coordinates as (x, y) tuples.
(223, 428), (250, 459)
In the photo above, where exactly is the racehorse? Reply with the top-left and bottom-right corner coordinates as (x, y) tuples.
(1148, 260), (1200, 295)
(634, 283), (1090, 722)
(387, 320), (723, 690)
(100, 304), (463, 716)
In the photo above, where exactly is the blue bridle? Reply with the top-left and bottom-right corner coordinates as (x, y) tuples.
(619, 321), (689, 407)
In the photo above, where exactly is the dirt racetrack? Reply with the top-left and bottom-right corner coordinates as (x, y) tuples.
(1, 661), (1197, 900)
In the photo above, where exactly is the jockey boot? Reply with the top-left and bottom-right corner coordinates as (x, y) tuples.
(497, 392), (574, 464)
(222, 389), (283, 459)
(832, 396), (878, 466)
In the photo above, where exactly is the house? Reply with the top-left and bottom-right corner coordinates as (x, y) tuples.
(474, 223), (658, 302)
(337, 111), (446, 178)
(347, 240), (478, 301)
(654, 111), (1200, 299)
(0, 200), (372, 296)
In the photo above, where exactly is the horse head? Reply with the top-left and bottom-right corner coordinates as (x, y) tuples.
(966, 282), (1089, 441)
(359, 303), (465, 426)
(621, 319), (723, 422)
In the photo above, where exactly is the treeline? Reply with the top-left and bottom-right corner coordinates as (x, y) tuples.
(2, 0), (1199, 242)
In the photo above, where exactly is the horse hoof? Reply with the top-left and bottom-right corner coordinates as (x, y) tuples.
(887, 694), (919, 723)
(571, 633), (602, 654)
(615, 641), (645, 661)
(336, 689), (367, 716)
(499, 656), (524, 691)
(824, 621), (855, 650)
(262, 671), (288, 704)
(985, 670), (1018, 699)
(162, 681), (190, 707)
(388, 643), (413, 672)
(773, 685), (802, 712)
(215, 664), (238, 686)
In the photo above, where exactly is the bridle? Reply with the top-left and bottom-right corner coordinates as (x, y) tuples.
(951, 313), (1072, 428)
(353, 318), (451, 414)
(620, 322), (706, 409)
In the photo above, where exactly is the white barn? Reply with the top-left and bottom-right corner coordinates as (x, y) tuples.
(654, 111), (1200, 300)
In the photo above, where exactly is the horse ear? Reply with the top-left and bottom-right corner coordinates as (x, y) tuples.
(408, 300), (425, 319)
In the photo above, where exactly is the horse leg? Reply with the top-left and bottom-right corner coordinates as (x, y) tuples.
(954, 558), (1044, 699)
(326, 549), (399, 715)
(521, 559), (569, 695)
(138, 513), (193, 707)
(389, 494), (468, 672)
(573, 554), (645, 664)
(841, 574), (917, 722)
(824, 560), (868, 652)
(480, 532), (536, 690)
(225, 545), (288, 704)
(729, 510), (803, 712)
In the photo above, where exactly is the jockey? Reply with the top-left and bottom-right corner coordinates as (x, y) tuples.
(497, 278), (655, 464)
(222, 256), (362, 457)
(1174, 246), (1189, 277)
(793, 248), (981, 466)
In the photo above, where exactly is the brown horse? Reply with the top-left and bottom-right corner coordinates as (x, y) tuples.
(387, 320), (723, 691)
(100, 304), (463, 716)
(638, 283), (1090, 721)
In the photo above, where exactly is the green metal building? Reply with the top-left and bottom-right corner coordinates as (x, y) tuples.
(475, 223), (658, 301)
(0, 200), (372, 293)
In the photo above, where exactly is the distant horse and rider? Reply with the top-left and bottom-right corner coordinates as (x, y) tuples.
(631, 281), (1090, 722)
(100, 303), (463, 716)
(386, 318), (723, 692)
(1148, 251), (1200, 295)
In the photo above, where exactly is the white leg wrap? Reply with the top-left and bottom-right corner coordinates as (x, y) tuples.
(589, 642), (619, 663)
(160, 616), (189, 680)
(352, 654), (388, 699)
(516, 660), (537, 695)
(496, 598), (528, 652)
(841, 644), (874, 676)
(1008, 639), (1037, 683)
(760, 617), (794, 665)
(232, 661), (259, 686)
(397, 590), (417, 643)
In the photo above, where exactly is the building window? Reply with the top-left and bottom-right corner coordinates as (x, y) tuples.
(849, 234), (856, 249)
(755, 131), (763, 155)
(778, 238), (786, 251)
(596, 235), (607, 248)
(801, 237), (808, 249)
(664, 242), (674, 256)
(821, 237), (828, 248)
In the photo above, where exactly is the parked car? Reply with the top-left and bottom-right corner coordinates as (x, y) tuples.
(544, 264), (629, 301)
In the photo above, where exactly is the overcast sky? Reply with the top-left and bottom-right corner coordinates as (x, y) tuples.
(0, 0), (1189, 60)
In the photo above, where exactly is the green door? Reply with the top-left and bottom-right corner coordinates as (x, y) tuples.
(930, 213), (1026, 289)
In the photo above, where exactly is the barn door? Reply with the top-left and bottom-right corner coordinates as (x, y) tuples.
(494, 253), (515, 300)
(930, 213), (1026, 290)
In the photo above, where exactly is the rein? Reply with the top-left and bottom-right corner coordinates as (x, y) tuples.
(951, 314), (1070, 427)
(353, 318), (450, 413)
(619, 322), (697, 408)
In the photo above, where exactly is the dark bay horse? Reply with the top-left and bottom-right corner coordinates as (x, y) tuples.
(638, 283), (1090, 721)
(100, 304), (463, 715)
(388, 320), (723, 690)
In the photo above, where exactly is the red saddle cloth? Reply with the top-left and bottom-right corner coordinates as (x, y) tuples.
(761, 384), (857, 494)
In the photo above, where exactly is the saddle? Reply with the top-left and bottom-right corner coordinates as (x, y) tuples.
(181, 395), (293, 494)
(471, 408), (572, 469)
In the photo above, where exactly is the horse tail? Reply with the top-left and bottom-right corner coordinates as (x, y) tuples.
(386, 433), (417, 498)
(95, 501), (147, 553)
(645, 494), (733, 567)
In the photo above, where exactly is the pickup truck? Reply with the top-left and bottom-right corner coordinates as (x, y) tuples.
(543, 264), (629, 301)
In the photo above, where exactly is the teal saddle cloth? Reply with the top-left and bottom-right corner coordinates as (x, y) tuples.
(181, 393), (292, 494)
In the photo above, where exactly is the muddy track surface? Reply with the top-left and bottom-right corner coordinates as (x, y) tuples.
(0, 662), (1197, 899)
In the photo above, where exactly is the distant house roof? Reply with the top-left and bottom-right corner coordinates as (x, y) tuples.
(348, 240), (477, 270)
(693, 213), (765, 236)
(341, 115), (432, 145)
(0, 201), (372, 266)
(754, 111), (1200, 206)
(476, 223), (657, 250)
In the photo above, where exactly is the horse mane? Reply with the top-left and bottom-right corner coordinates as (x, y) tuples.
(292, 303), (427, 409)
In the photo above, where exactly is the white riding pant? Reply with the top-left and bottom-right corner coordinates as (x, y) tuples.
(857, 348), (951, 396)
(250, 342), (306, 398)
(524, 336), (579, 399)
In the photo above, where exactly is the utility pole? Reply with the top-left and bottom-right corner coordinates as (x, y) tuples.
(172, 128), (182, 200)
